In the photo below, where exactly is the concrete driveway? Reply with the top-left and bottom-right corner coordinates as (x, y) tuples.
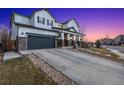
(29, 48), (124, 85)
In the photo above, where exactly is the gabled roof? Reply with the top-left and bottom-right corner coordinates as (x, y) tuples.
(11, 9), (81, 34)
(115, 34), (124, 39)
(11, 9), (80, 28)
(65, 27), (77, 32)
(31, 9), (56, 21)
(101, 38), (114, 44)
(13, 12), (30, 18)
(52, 27), (83, 35)
(10, 9), (56, 26)
(10, 12), (30, 27)
(11, 9), (56, 20)
(63, 18), (80, 27)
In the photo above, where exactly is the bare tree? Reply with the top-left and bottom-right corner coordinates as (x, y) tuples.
(0, 25), (10, 51)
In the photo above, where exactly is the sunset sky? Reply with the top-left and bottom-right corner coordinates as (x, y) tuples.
(0, 8), (124, 42)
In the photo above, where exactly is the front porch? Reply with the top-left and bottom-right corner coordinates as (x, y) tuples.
(57, 32), (82, 48)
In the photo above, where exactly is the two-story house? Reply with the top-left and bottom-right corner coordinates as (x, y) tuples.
(10, 9), (84, 51)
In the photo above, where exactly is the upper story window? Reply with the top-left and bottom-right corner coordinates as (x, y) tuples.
(47, 19), (53, 26)
(37, 17), (45, 24)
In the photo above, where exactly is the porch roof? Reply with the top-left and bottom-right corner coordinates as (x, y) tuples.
(52, 27), (84, 36)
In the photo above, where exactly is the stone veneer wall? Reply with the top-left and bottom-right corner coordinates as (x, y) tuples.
(57, 39), (63, 47)
(18, 37), (27, 51)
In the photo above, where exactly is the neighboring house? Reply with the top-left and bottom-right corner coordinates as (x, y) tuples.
(112, 34), (124, 45)
(10, 9), (84, 51)
(101, 34), (124, 46)
(101, 38), (113, 45)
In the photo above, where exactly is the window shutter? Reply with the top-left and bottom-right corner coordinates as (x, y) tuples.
(37, 16), (39, 23)
(47, 19), (49, 25)
(43, 18), (45, 24)
(51, 21), (53, 26)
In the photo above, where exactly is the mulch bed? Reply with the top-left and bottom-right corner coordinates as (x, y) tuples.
(0, 53), (3, 63)
(27, 54), (77, 85)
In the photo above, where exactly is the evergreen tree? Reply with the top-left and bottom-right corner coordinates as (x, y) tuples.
(95, 39), (101, 48)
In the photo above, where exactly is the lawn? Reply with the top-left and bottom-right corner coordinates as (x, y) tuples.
(78, 47), (124, 63)
(0, 57), (57, 85)
(87, 48), (119, 58)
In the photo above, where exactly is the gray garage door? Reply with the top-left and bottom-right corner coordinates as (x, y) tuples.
(27, 34), (55, 50)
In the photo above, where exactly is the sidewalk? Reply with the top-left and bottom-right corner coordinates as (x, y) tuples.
(106, 48), (124, 60)
(3, 52), (22, 61)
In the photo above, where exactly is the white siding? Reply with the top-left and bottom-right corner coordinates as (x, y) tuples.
(14, 14), (31, 25)
(63, 24), (68, 29)
(62, 20), (79, 32)
(33, 10), (55, 29)
(11, 23), (18, 40)
(54, 22), (62, 28)
(67, 20), (79, 32)
(18, 26), (58, 37)
(31, 16), (34, 26)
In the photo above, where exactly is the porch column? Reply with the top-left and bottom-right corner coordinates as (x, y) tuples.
(73, 34), (76, 46)
(61, 32), (64, 47)
(67, 34), (70, 46)
(78, 35), (81, 41)
(78, 35), (81, 47)
(73, 34), (76, 41)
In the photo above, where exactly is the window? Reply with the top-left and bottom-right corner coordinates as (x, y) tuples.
(51, 21), (53, 26)
(37, 17), (45, 24)
(47, 19), (53, 26)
